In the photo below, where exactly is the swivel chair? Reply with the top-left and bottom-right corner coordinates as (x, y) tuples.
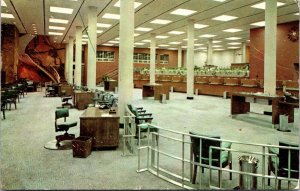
(55, 108), (77, 146)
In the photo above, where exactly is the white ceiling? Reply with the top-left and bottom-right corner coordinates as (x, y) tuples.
(1, 0), (299, 51)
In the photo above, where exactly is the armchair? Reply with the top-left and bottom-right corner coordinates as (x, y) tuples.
(189, 131), (232, 185)
(127, 104), (146, 114)
(268, 141), (299, 189)
(55, 108), (77, 146)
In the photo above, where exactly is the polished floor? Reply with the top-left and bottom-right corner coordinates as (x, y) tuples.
(0, 88), (298, 190)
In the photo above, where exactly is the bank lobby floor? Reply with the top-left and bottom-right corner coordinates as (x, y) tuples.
(0, 88), (299, 190)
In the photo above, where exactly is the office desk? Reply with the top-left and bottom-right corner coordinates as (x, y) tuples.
(73, 91), (94, 110)
(142, 83), (170, 100)
(231, 92), (284, 125)
(59, 84), (73, 96)
(80, 107), (119, 148)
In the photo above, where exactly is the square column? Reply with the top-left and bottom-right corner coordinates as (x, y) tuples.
(177, 46), (182, 68)
(68, 36), (74, 85)
(75, 26), (82, 87)
(186, 19), (194, 99)
(150, 33), (156, 84)
(64, 43), (69, 82)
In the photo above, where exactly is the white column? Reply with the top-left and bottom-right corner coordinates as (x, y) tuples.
(68, 36), (74, 84)
(65, 43), (69, 82)
(75, 26), (82, 87)
(264, 0), (277, 95)
(118, 0), (134, 125)
(87, 6), (97, 89)
(186, 19), (194, 99)
(207, 39), (213, 66)
(150, 33), (156, 84)
(177, 46), (182, 67)
(241, 42), (246, 63)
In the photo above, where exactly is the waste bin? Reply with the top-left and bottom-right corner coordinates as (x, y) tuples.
(160, 94), (166, 104)
(278, 114), (290, 132)
(170, 86), (174, 92)
(239, 155), (259, 190)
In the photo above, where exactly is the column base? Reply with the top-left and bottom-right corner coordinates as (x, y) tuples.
(187, 97), (194, 100)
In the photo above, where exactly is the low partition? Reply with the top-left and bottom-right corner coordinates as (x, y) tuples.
(209, 77), (224, 85)
(224, 78), (240, 86)
(195, 76), (209, 84)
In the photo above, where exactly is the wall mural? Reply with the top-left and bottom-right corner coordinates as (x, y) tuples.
(18, 35), (65, 83)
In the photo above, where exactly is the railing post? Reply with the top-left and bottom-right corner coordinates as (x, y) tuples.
(262, 146), (265, 189)
(198, 138), (202, 189)
(182, 134), (185, 187)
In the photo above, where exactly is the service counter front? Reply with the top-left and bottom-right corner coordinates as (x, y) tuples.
(80, 107), (119, 149)
(142, 83), (170, 100)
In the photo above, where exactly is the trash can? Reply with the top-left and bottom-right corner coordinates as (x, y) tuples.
(72, 136), (92, 158)
(239, 155), (259, 190)
(278, 115), (290, 132)
(170, 86), (174, 92)
(160, 94), (166, 104)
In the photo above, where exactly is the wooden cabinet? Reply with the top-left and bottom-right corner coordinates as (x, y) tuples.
(142, 83), (170, 100)
(59, 84), (73, 96)
(80, 107), (119, 148)
(73, 91), (94, 110)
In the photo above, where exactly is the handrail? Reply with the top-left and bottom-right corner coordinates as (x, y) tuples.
(136, 123), (299, 189)
(122, 104), (136, 156)
(96, 68), (118, 84)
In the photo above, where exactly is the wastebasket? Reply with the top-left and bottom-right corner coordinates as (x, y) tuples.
(160, 94), (166, 104)
(278, 114), (290, 132)
(239, 155), (259, 190)
(72, 136), (92, 158)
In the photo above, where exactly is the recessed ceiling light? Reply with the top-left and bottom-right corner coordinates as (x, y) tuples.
(158, 44), (170, 47)
(134, 42), (145, 45)
(212, 45), (222, 48)
(169, 41), (181, 45)
(142, 39), (151, 42)
(228, 47), (240, 49)
(135, 27), (153, 32)
(168, 31), (185, 35)
(49, 26), (65, 30)
(223, 28), (242, 33)
(50, 6), (73, 14)
(181, 46), (187, 48)
(295, 13), (299, 16)
(102, 43), (114, 46)
(1, 0), (7, 7)
(108, 40), (119, 43)
(114, 0), (142, 9)
(82, 34), (88, 38)
(212, 0), (226, 2)
(134, 33), (140, 37)
(48, 31), (63, 36)
(170, 8), (197, 16)
(251, 2), (285, 9)
(183, 38), (198, 41)
(49, 18), (68, 24)
(168, 48), (177, 50)
(194, 23), (209, 29)
(102, 13), (120, 20)
(226, 37), (242, 40)
(213, 40), (222, 43)
(82, 42), (87, 44)
(155, 35), (169, 39)
(150, 19), (172, 25)
(250, 21), (265, 27)
(97, 30), (103, 34)
(1, 13), (14, 18)
(199, 34), (216, 38)
(97, 23), (112, 28)
(194, 43), (204, 46)
(212, 15), (237, 21)
(82, 39), (89, 42)
(214, 48), (225, 51)
(228, 42), (241, 45)
(115, 37), (120, 40)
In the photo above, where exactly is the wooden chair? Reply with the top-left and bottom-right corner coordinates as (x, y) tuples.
(268, 141), (299, 189)
(189, 131), (232, 185)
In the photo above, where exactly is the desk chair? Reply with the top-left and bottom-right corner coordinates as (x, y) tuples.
(189, 131), (232, 185)
(61, 96), (73, 108)
(55, 108), (77, 146)
(268, 141), (299, 189)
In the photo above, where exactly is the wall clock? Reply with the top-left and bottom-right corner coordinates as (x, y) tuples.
(288, 27), (299, 42)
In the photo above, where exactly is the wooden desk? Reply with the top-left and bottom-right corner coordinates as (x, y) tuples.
(275, 101), (299, 123)
(59, 84), (73, 96)
(73, 91), (94, 110)
(231, 92), (283, 125)
(80, 107), (119, 148)
(104, 80), (118, 92)
(142, 83), (170, 100)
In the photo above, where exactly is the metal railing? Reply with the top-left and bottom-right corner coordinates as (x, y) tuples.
(122, 105), (136, 156)
(136, 123), (299, 190)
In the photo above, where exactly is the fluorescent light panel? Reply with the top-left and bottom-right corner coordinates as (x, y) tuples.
(102, 43), (114, 46)
(251, 21), (265, 27)
(295, 13), (299, 15)
(1, 0), (6, 6)
(1, 13), (14, 18)
(142, 39), (151, 42)
(97, 23), (111, 28)
(50, 6), (73, 14)
(212, 15), (237, 21)
(228, 46), (240, 49)
(170, 8), (196, 16)
(194, 43), (204, 46)
(199, 34), (216, 38)
(213, 0), (226, 2)
(251, 2), (285, 9)
(226, 37), (242, 40)
(213, 40), (222, 43)
(183, 38), (197, 41)
(194, 23), (208, 29)
(155, 35), (169, 39)
(49, 26), (65, 30)
(49, 18), (68, 24)
(48, 31), (63, 35)
(102, 13), (120, 20)
(108, 41), (119, 43)
(214, 48), (225, 51)
(158, 44), (170, 47)
(97, 30), (103, 34)
(150, 19), (172, 25)
(228, 42), (241, 45)
(135, 27), (152, 32)
(212, 45), (222, 48)
(223, 28), (242, 33)
(114, 1), (142, 9)
(168, 31), (185, 35)
(134, 42), (145, 45)
(169, 42), (181, 44)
